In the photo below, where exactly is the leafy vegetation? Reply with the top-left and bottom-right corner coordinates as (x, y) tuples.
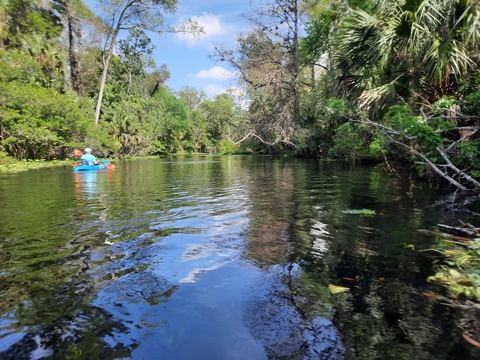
(0, 0), (479, 193)
(427, 237), (480, 300)
(1, 1), (479, 356)
(0, 0), (240, 164)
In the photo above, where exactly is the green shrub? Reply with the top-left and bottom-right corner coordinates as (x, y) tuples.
(329, 123), (377, 160)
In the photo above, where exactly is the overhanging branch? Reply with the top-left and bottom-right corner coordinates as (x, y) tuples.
(357, 118), (480, 191)
(229, 131), (297, 149)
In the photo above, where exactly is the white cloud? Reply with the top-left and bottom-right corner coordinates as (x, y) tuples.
(203, 85), (250, 110)
(228, 86), (250, 109)
(193, 66), (236, 80)
(227, 86), (245, 98)
(204, 84), (226, 97)
(175, 13), (234, 47)
(198, 13), (226, 37)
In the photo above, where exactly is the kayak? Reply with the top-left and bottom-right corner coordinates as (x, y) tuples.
(73, 160), (115, 172)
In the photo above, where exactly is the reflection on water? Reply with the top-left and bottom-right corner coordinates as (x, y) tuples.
(244, 263), (345, 359)
(74, 171), (98, 197)
(0, 156), (479, 359)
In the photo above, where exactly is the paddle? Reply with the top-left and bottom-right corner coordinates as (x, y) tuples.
(71, 149), (83, 167)
(100, 160), (116, 169)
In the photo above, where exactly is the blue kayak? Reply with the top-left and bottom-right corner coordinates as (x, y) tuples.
(73, 160), (114, 172)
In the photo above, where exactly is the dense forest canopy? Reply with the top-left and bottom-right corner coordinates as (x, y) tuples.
(0, 0), (479, 189)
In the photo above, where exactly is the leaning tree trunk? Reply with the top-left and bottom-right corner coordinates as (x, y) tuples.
(95, 27), (119, 125)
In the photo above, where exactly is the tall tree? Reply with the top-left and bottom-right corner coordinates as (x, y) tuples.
(243, 0), (307, 123)
(146, 64), (170, 96)
(213, 0), (316, 148)
(176, 86), (207, 111)
(53, 0), (98, 92)
(199, 93), (235, 143)
(94, 0), (201, 125)
(118, 28), (155, 90)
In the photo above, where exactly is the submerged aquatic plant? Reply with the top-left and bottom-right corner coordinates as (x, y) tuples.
(341, 208), (376, 215)
(426, 238), (480, 300)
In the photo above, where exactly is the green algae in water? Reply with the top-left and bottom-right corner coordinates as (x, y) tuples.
(341, 208), (376, 215)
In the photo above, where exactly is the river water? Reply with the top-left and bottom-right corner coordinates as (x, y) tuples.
(0, 156), (479, 359)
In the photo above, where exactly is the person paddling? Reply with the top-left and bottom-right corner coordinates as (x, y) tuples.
(81, 148), (99, 165)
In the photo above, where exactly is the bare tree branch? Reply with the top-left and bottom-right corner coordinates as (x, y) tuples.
(386, 134), (468, 190)
(357, 118), (480, 191)
(229, 130), (297, 148)
(436, 146), (480, 188)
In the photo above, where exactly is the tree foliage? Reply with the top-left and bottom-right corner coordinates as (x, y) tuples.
(0, 0), (227, 162)
(0, 0), (479, 193)
(213, 0), (314, 150)
(0, 51), (94, 159)
(334, 0), (480, 117)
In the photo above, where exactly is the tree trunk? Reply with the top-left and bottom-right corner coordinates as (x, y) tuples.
(95, 28), (119, 125)
(293, 0), (300, 123)
(311, 63), (316, 100)
(67, 13), (80, 92)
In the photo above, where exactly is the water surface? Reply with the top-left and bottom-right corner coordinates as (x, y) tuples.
(0, 156), (478, 359)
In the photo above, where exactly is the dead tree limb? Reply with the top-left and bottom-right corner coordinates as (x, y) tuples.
(436, 146), (480, 189)
(357, 118), (479, 191)
(384, 134), (468, 190)
(229, 131), (297, 149)
(437, 223), (480, 237)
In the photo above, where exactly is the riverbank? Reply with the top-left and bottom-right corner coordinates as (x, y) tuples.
(0, 158), (79, 173)
(0, 151), (259, 173)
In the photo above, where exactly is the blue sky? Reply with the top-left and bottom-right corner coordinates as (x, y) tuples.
(86, 0), (254, 98)
(159, 0), (252, 97)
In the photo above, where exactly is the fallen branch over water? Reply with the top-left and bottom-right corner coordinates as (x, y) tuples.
(437, 223), (480, 238)
(417, 229), (472, 243)
(353, 116), (480, 192)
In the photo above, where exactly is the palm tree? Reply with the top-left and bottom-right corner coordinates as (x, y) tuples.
(21, 33), (64, 73)
(334, 0), (480, 118)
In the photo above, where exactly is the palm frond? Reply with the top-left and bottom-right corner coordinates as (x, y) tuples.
(463, 2), (480, 45)
(358, 80), (398, 117)
(423, 33), (473, 84)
